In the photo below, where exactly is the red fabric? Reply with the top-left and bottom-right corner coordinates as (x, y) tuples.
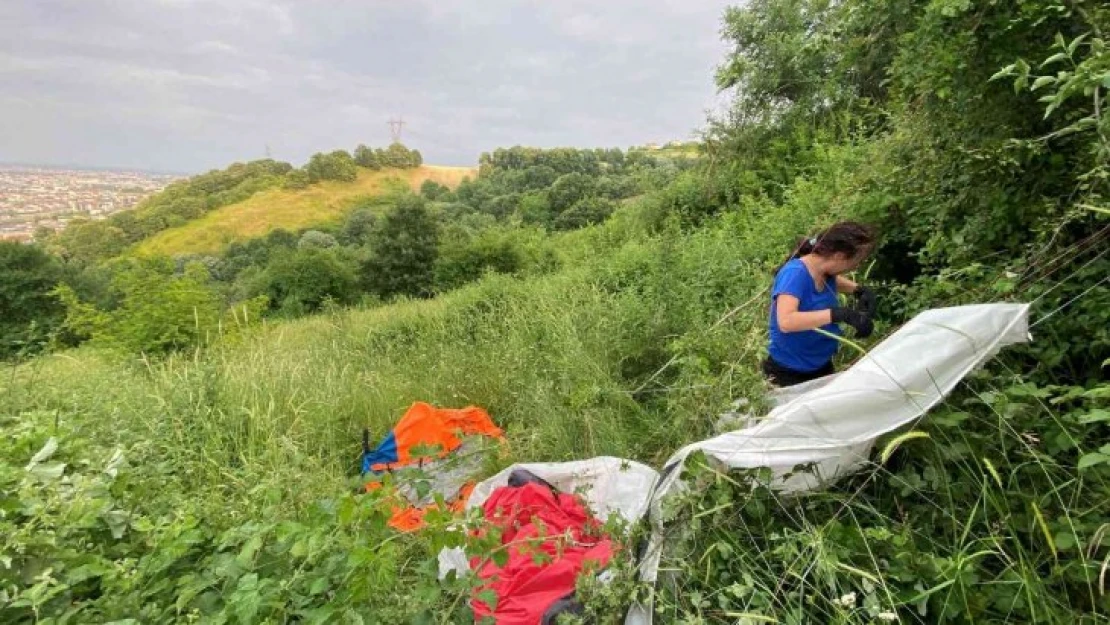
(472, 482), (615, 624)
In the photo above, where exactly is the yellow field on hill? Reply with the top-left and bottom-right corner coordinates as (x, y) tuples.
(134, 165), (476, 257)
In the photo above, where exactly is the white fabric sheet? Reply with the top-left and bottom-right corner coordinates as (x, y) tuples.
(625, 303), (1030, 624)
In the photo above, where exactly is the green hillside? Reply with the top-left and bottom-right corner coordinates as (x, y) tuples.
(135, 166), (476, 257)
(2, 1), (1109, 623)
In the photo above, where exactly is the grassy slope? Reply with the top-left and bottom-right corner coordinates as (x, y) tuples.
(6, 146), (1106, 621)
(134, 165), (476, 257)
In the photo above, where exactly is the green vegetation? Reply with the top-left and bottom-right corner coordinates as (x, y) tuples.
(43, 143), (429, 263)
(0, 242), (64, 358)
(3, 0), (1109, 622)
(131, 167), (464, 257)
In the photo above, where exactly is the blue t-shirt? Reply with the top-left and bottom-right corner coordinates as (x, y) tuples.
(768, 258), (842, 372)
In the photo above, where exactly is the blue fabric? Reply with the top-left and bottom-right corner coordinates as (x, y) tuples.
(768, 258), (842, 373)
(361, 431), (398, 475)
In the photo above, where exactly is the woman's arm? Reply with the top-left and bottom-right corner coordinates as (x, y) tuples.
(836, 275), (859, 294)
(776, 294), (833, 332)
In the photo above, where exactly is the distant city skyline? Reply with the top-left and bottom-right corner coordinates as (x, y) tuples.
(0, 164), (178, 240)
(0, 1), (732, 175)
(0, 161), (190, 176)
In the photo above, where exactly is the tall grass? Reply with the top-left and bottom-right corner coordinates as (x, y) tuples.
(4, 142), (1105, 622)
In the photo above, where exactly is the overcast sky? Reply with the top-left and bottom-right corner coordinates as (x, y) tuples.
(0, 0), (734, 174)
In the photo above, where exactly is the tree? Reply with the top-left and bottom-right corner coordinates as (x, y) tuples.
(517, 191), (554, 227)
(420, 179), (450, 201)
(521, 165), (558, 190)
(354, 144), (382, 169)
(434, 228), (523, 292)
(553, 197), (616, 231)
(340, 208), (377, 245)
(263, 248), (359, 315)
(482, 193), (520, 220)
(55, 219), (129, 264)
(594, 175), (639, 200)
(297, 230), (338, 250)
(379, 143), (422, 169)
(362, 195), (439, 299)
(284, 170), (311, 189)
(548, 173), (595, 213)
(0, 242), (64, 358)
(305, 150), (358, 183)
(55, 258), (223, 354)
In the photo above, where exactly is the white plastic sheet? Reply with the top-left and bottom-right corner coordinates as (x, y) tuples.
(466, 456), (660, 523)
(625, 303), (1030, 624)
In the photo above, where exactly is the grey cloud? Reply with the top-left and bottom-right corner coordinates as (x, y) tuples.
(0, 0), (733, 172)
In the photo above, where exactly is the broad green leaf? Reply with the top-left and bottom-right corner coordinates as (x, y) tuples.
(1031, 75), (1057, 90)
(1066, 33), (1088, 56)
(102, 510), (130, 539)
(26, 437), (58, 469)
(309, 576), (330, 596)
(1077, 453), (1110, 470)
(476, 588), (498, 611)
(29, 461), (66, 481)
(1078, 409), (1110, 424)
(237, 534), (264, 567)
(988, 65), (1014, 82)
(1039, 52), (1069, 69)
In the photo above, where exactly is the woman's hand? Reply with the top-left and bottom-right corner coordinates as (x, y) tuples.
(831, 307), (874, 338)
(854, 285), (877, 316)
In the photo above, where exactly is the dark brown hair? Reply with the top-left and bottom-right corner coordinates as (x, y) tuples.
(778, 221), (876, 272)
(793, 221), (875, 258)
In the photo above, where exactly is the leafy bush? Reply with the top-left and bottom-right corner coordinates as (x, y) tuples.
(0, 242), (64, 358)
(54, 258), (225, 354)
(305, 150), (358, 183)
(296, 230), (338, 250)
(263, 248), (360, 315)
(362, 195), (439, 300)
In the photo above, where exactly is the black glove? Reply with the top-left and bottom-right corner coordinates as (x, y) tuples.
(854, 285), (877, 316)
(831, 306), (874, 338)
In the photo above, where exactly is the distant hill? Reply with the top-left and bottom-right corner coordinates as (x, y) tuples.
(134, 165), (475, 257)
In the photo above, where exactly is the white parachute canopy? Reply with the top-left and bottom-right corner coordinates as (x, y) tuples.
(625, 302), (1031, 624)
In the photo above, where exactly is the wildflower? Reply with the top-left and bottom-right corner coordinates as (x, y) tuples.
(877, 611), (899, 622)
(835, 592), (857, 608)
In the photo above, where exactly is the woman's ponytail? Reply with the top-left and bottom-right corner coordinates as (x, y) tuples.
(793, 235), (820, 259)
(773, 222), (875, 274)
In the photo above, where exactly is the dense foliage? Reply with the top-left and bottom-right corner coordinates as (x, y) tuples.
(3, 145), (690, 356)
(0, 242), (64, 358)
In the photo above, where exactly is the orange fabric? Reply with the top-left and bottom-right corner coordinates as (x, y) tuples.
(385, 482), (478, 531)
(370, 402), (504, 472)
(364, 402), (503, 531)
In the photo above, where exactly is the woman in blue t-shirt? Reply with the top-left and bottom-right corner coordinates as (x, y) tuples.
(765, 221), (877, 387)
